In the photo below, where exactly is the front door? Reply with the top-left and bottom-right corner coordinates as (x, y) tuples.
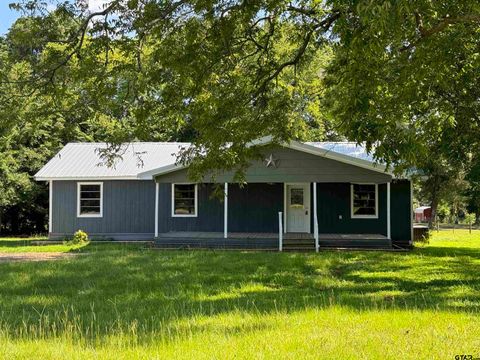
(286, 184), (310, 233)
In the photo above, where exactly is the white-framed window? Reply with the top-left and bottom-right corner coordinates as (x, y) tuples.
(77, 182), (103, 218)
(171, 183), (198, 217)
(351, 183), (378, 219)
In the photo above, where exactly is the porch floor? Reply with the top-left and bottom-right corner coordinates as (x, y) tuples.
(157, 232), (314, 240)
(154, 232), (391, 250)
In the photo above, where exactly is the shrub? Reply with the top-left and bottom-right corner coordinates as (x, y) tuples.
(72, 230), (89, 244)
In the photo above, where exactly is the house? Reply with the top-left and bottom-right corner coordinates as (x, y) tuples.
(34, 138), (413, 250)
(414, 206), (432, 223)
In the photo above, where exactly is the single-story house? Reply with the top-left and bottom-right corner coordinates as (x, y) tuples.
(35, 137), (413, 250)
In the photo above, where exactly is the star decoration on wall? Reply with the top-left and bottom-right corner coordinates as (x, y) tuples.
(264, 154), (279, 168)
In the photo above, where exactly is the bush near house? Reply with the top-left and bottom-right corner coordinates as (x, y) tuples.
(71, 230), (89, 244)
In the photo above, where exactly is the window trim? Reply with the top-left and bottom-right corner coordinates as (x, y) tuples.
(350, 183), (378, 219)
(171, 183), (198, 218)
(77, 182), (103, 218)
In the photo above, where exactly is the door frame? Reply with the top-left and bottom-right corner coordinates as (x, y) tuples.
(283, 183), (311, 233)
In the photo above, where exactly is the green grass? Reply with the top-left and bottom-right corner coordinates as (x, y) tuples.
(0, 231), (479, 359)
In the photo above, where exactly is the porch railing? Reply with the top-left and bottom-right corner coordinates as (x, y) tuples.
(278, 211), (283, 252)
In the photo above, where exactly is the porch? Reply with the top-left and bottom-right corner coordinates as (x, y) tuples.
(154, 231), (392, 250)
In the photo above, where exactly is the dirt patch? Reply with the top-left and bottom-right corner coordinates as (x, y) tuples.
(0, 252), (77, 262)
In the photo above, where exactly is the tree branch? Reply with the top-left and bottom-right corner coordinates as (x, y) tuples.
(253, 10), (341, 98)
(41, 0), (121, 83)
(402, 14), (480, 51)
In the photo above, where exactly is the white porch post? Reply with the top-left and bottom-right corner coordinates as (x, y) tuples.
(313, 182), (319, 252)
(410, 180), (413, 245)
(224, 182), (228, 239)
(48, 180), (53, 235)
(154, 182), (159, 238)
(387, 182), (391, 239)
(278, 211), (283, 251)
(283, 183), (287, 233)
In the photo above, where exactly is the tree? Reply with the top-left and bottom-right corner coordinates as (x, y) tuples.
(3, 0), (479, 232)
(8, 0), (477, 177)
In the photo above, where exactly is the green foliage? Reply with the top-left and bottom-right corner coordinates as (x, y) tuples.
(436, 203), (451, 223)
(464, 212), (476, 225)
(2, 0), (480, 233)
(71, 230), (89, 244)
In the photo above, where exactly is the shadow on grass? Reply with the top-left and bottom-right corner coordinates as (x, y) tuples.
(0, 242), (479, 343)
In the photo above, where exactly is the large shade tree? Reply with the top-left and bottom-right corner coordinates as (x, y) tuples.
(9, 1), (479, 169)
(2, 0), (480, 231)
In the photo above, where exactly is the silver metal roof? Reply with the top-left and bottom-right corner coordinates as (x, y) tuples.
(307, 142), (375, 162)
(35, 141), (377, 180)
(34, 142), (189, 180)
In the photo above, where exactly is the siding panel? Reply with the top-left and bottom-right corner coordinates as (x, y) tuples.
(391, 180), (412, 243)
(228, 183), (283, 232)
(52, 180), (155, 239)
(315, 183), (387, 235)
(157, 183), (224, 232)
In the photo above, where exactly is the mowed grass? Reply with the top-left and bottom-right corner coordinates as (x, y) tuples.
(0, 237), (85, 253)
(0, 231), (479, 359)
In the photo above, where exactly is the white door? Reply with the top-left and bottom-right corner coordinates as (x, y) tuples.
(287, 184), (310, 233)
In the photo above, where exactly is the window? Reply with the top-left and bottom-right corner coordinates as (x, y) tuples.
(351, 184), (378, 218)
(77, 182), (103, 217)
(172, 184), (197, 217)
(290, 188), (304, 208)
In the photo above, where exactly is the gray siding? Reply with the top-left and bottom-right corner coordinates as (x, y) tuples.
(51, 180), (155, 239)
(156, 146), (391, 183)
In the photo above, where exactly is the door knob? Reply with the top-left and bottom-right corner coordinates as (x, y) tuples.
(305, 210), (309, 215)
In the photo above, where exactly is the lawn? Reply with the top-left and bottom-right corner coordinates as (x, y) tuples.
(0, 231), (479, 359)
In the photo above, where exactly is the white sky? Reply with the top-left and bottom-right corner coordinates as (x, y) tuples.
(87, 0), (111, 12)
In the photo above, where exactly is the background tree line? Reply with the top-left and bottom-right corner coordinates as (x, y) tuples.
(0, 0), (479, 234)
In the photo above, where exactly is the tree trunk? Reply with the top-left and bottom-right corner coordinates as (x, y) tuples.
(429, 192), (439, 229)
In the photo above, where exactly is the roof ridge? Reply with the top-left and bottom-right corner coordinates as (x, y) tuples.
(306, 141), (361, 144)
(67, 142), (192, 145)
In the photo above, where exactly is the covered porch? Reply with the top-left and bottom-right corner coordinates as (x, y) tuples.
(149, 143), (411, 251)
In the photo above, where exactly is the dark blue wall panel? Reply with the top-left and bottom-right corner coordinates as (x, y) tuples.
(315, 183), (387, 235)
(391, 180), (412, 243)
(157, 183), (224, 232)
(228, 183), (283, 232)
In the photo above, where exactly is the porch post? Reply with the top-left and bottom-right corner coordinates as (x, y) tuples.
(155, 182), (159, 238)
(410, 180), (413, 245)
(48, 180), (53, 235)
(387, 182), (391, 239)
(313, 182), (319, 252)
(224, 182), (228, 238)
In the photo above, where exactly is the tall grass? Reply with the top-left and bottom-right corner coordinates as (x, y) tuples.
(0, 231), (479, 359)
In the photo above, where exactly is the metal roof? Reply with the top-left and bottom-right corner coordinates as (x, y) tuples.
(35, 141), (380, 181)
(307, 142), (376, 162)
(34, 142), (189, 180)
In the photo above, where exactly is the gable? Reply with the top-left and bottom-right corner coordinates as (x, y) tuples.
(155, 146), (392, 183)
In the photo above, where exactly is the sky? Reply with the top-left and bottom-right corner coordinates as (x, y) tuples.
(0, 0), (109, 35)
(0, 2), (20, 35)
